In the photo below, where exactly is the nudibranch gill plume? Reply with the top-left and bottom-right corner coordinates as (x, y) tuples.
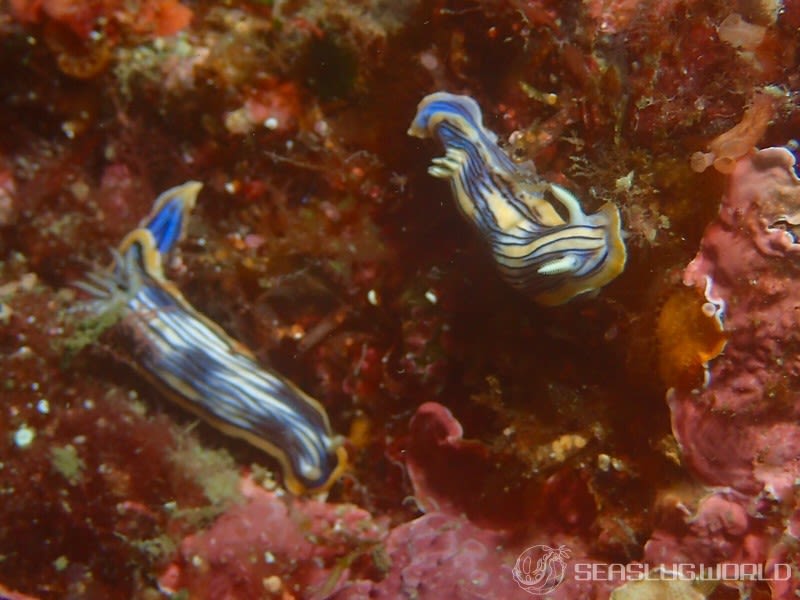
(77, 182), (347, 495)
(408, 92), (627, 305)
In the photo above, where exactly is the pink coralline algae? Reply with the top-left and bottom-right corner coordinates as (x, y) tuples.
(162, 482), (535, 600)
(645, 491), (768, 571)
(673, 147), (800, 498)
(340, 402), (612, 599)
(641, 488), (799, 598)
(334, 512), (526, 600)
(159, 476), (387, 599)
(158, 447), (532, 600)
(159, 404), (615, 599)
(647, 147), (800, 596)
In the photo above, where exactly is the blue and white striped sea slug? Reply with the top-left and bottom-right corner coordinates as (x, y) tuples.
(78, 182), (347, 494)
(408, 92), (627, 306)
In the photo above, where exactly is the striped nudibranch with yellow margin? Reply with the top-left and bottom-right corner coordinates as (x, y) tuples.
(77, 182), (347, 494)
(408, 92), (627, 305)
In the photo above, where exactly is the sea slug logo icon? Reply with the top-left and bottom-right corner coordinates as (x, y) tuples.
(512, 544), (571, 595)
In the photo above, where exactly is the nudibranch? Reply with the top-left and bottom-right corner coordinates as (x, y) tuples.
(408, 92), (627, 305)
(77, 182), (347, 494)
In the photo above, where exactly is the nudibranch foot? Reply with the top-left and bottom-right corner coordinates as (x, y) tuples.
(78, 182), (347, 495)
(409, 92), (627, 306)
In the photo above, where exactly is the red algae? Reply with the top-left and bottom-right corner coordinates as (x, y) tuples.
(10, 0), (192, 40)
(2, 0), (800, 598)
(691, 94), (774, 174)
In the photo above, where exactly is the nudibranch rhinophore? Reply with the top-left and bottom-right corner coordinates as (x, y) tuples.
(408, 92), (627, 305)
(77, 182), (347, 495)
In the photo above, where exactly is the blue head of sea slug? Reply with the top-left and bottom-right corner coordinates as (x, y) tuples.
(408, 92), (627, 306)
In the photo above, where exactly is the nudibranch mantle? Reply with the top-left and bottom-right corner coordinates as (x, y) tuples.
(408, 92), (627, 305)
(78, 182), (347, 495)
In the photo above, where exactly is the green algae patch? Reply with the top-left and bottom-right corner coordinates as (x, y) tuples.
(169, 433), (242, 515)
(53, 555), (69, 572)
(129, 535), (177, 563)
(56, 298), (127, 365)
(50, 444), (86, 486)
